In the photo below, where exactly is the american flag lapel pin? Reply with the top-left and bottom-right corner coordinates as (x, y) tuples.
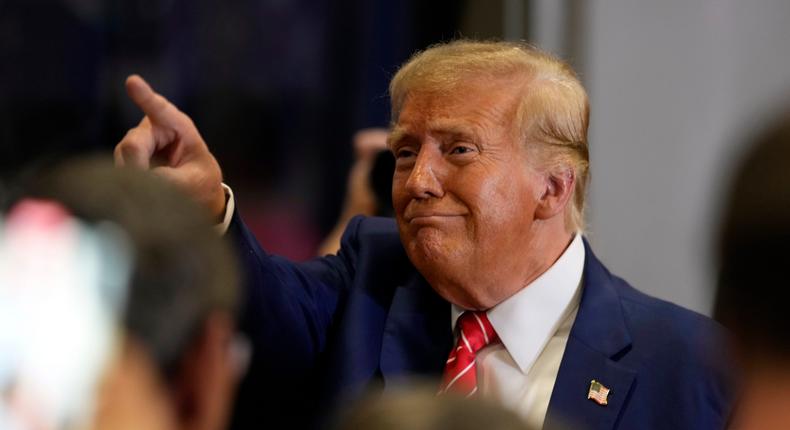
(587, 380), (610, 406)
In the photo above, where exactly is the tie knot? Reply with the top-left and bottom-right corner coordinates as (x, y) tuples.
(456, 311), (498, 354)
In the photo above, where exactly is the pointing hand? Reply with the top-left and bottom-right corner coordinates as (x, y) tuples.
(114, 75), (226, 220)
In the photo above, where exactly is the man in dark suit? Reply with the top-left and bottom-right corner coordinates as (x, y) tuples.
(115, 40), (733, 429)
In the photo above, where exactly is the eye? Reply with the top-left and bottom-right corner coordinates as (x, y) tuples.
(395, 148), (417, 159)
(394, 148), (417, 169)
(449, 145), (476, 155)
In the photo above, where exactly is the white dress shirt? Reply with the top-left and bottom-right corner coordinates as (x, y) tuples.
(451, 234), (585, 429)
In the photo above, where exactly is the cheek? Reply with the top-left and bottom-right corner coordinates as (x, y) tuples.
(466, 171), (540, 234)
(391, 170), (410, 206)
(391, 176), (409, 214)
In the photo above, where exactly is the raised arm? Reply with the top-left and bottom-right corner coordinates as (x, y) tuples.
(114, 74), (353, 363)
(115, 75), (362, 427)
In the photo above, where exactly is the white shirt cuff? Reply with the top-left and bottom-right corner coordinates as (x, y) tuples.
(215, 183), (235, 235)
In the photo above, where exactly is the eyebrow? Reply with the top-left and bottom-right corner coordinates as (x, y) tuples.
(388, 127), (409, 148)
(389, 122), (478, 148)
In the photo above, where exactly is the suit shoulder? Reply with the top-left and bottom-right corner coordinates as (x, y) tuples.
(611, 273), (722, 339)
(581, 241), (722, 343)
(603, 272), (729, 376)
(352, 215), (399, 237)
(340, 216), (412, 281)
(344, 215), (403, 253)
(606, 272), (735, 419)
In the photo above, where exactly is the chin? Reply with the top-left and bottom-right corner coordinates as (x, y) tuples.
(404, 229), (457, 266)
(403, 238), (486, 306)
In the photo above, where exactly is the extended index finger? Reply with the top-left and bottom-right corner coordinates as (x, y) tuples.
(125, 74), (183, 128)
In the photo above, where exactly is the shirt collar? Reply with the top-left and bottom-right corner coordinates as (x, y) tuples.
(451, 233), (586, 373)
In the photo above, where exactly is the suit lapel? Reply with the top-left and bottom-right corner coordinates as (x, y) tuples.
(544, 240), (637, 430)
(379, 273), (453, 388)
(543, 337), (636, 430)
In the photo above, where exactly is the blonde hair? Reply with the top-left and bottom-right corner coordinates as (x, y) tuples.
(389, 40), (590, 231)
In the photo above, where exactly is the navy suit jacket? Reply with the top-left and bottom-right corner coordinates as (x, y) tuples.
(228, 212), (733, 429)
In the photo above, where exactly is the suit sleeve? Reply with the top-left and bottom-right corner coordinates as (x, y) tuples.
(226, 207), (362, 370)
(226, 208), (367, 428)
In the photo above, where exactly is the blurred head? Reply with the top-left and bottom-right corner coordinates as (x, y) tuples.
(388, 40), (589, 309)
(0, 198), (132, 430)
(3, 158), (242, 430)
(715, 108), (790, 430)
(334, 387), (536, 430)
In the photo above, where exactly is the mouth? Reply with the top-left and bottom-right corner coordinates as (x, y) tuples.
(406, 213), (465, 225)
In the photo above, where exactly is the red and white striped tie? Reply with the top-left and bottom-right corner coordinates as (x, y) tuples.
(438, 311), (499, 397)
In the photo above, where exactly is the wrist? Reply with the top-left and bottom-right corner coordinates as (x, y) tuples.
(210, 185), (229, 223)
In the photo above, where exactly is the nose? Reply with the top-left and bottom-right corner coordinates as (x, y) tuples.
(404, 145), (444, 199)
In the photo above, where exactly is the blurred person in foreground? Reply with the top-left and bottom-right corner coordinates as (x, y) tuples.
(115, 40), (733, 429)
(0, 160), (244, 430)
(715, 109), (790, 430)
(334, 386), (538, 430)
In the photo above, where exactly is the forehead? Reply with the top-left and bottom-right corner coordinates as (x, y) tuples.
(392, 79), (524, 140)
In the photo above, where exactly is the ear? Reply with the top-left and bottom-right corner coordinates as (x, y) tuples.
(172, 312), (238, 430)
(535, 167), (576, 221)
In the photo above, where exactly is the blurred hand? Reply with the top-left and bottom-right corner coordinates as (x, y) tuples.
(317, 128), (388, 255)
(352, 128), (389, 160)
(345, 128), (389, 215)
(114, 75), (226, 221)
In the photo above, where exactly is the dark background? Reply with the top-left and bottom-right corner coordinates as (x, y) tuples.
(0, 0), (517, 259)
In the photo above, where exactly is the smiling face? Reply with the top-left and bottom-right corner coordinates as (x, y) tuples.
(390, 78), (557, 309)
